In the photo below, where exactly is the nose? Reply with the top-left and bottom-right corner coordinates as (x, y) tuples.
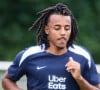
(60, 29), (66, 35)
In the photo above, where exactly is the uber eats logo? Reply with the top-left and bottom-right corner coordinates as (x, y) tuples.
(48, 75), (66, 89)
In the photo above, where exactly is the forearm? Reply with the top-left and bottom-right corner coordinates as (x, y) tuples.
(2, 78), (21, 90)
(75, 76), (100, 90)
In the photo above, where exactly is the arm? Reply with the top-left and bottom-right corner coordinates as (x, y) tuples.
(65, 57), (100, 90)
(2, 71), (21, 90)
(75, 75), (100, 90)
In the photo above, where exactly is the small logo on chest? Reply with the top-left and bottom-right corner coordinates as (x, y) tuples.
(36, 66), (47, 70)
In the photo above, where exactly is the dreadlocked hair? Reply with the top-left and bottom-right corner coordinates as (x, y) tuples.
(29, 3), (78, 49)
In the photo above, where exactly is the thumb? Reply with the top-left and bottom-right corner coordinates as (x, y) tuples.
(65, 57), (74, 67)
(69, 57), (74, 62)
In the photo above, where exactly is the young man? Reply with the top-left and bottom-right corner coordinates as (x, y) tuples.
(2, 3), (100, 90)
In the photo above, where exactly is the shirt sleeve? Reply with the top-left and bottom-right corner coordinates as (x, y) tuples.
(83, 56), (100, 85)
(8, 50), (26, 81)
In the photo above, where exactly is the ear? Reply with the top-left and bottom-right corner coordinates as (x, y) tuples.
(45, 26), (49, 35)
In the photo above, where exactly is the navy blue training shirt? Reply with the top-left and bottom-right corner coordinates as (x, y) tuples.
(8, 44), (100, 90)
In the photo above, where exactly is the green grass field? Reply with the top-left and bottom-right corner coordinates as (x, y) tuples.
(0, 71), (27, 90)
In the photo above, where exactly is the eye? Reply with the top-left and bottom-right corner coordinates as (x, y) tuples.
(65, 26), (70, 31)
(54, 25), (60, 30)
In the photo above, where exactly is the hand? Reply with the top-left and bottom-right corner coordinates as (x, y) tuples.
(65, 57), (81, 80)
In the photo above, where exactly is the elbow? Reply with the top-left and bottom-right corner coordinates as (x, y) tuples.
(1, 71), (12, 89)
(2, 75), (8, 89)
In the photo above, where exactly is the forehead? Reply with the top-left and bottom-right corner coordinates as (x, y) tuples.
(48, 14), (71, 25)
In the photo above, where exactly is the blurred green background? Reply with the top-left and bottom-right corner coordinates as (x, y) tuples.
(0, 0), (100, 63)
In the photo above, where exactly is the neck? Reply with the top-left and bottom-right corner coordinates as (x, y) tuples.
(46, 46), (67, 55)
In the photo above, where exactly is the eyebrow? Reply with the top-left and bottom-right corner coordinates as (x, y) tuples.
(54, 24), (70, 27)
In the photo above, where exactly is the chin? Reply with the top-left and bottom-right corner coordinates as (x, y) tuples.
(57, 45), (66, 50)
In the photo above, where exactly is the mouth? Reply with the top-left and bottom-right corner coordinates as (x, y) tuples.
(58, 37), (66, 41)
(57, 37), (67, 43)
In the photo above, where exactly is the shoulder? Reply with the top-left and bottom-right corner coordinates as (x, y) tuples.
(16, 45), (45, 66)
(68, 44), (92, 67)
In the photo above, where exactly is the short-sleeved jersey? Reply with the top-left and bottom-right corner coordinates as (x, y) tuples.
(8, 44), (100, 90)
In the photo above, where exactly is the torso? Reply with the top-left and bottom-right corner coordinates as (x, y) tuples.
(9, 44), (98, 90)
(22, 49), (87, 90)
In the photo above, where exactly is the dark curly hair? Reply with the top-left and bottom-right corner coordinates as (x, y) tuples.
(29, 3), (78, 49)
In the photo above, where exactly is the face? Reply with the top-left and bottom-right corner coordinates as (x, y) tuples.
(45, 14), (71, 49)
